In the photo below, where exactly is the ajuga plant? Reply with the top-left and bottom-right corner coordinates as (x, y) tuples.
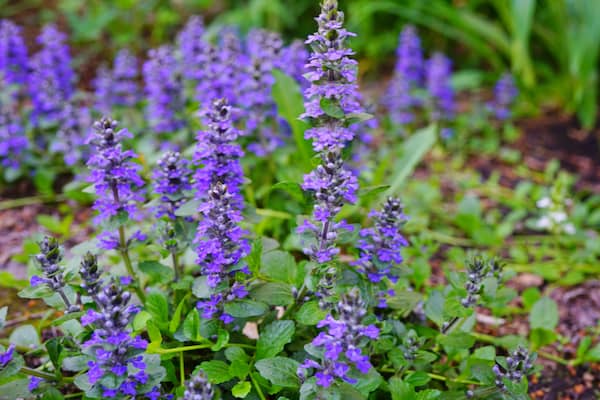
(1, 2), (542, 400)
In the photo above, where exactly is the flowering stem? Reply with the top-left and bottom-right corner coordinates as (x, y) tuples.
(250, 372), (267, 400)
(118, 225), (145, 303)
(469, 332), (572, 366)
(378, 367), (481, 386)
(179, 351), (185, 387)
(171, 251), (180, 282)
(20, 366), (74, 383)
(148, 344), (212, 354)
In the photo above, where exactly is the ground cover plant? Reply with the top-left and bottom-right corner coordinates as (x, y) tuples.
(0, 0), (599, 399)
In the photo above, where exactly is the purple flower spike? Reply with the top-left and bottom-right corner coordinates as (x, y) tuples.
(113, 49), (139, 107)
(0, 20), (28, 86)
(194, 98), (244, 207)
(86, 117), (144, 226)
(143, 45), (185, 133)
(425, 52), (454, 130)
(153, 151), (192, 219)
(28, 24), (74, 124)
(298, 0), (363, 265)
(50, 101), (91, 166)
(489, 73), (518, 121)
(195, 183), (249, 322)
(178, 16), (206, 85)
(80, 279), (152, 398)
(298, 289), (378, 387)
(0, 77), (27, 169)
(243, 29), (285, 156)
(183, 371), (214, 400)
(384, 25), (424, 126)
(354, 197), (408, 288)
(196, 29), (248, 113)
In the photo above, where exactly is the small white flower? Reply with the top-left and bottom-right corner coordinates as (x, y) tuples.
(536, 216), (551, 229)
(536, 197), (551, 209)
(549, 211), (567, 223)
(563, 223), (575, 235)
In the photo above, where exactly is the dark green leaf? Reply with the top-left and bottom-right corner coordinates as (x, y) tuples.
(256, 320), (295, 360)
(224, 300), (268, 318)
(296, 301), (327, 325)
(145, 290), (170, 328)
(250, 282), (294, 306)
(200, 360), (232, 384)
(139, 261), (174, 284)
(260, 250), (297, 284)
(320, 97), (344, 119)
(529, 297), (558, 330)
(254, 357), (300, 388)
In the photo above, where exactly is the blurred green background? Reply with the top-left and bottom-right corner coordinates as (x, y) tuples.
(2, 0), (599, 129)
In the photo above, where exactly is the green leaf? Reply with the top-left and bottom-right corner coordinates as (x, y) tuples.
(18, 284), (53, 300)
(473, 346), (496, 361)
(250, 282), (294, 306)
(224, 300), (268, 318)
(345, 112), (374, 125)
(145, 290), (170, 329)
(254, 357), (300, 388)
(139, 261), (174, 284)
(404, 371), (431, 387)
(232, 381), (252, 398)
(383, 124), (436, 200)
(174, 198), (201, 217)
(584, 343), (600, 362)
(225, 346), (249, 364)
(389, 377), (414, 400)
(192, 276), (211, 298)
(271, 181), (306, 202)
(62, 355), (90, 372)
(529, 297), (558, 330)
(256, 320), (295, 360)
(260, 250), (297, 284)
(211, 328), (229, 351)
(387, 290), (423, 317)
(229, 360), (250, 380)
(424, 290), (445, 327)
(200, 360), (232, 384)
(45, 338), (63, 370)
(169, 295), (188, 333)
(272, 69), (311, 168)
(182, 309), (202, 341)
(320, 97), (344, 118)
(296, 300), (327, 325)
(9, 325), (40, 348)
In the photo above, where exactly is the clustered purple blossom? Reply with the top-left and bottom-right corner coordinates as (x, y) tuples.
(488, 73), (518, 121)
(86, 117), (144, 224)
(183, 371), (214, 400)
(298, 0), (361, 264)
(353, 197), (408, 307)
(0, 344), (15, 368)
(0, 78), (27, 169)
(177, 16), (206, 86)
(384, 25), (424, 126)
(95, 49), (140, 114)
(28, 24), (74, 124)
(50, 101), (91, 165)
(196, 30), (248, 113)
(80, 278), (158, 398)
(194, 98), (244, 206)
(0, 19), (28, 86)
(425, 52), (454, 137)
(280, 39), (309, 90)
(153, 151), (192, 219)
(298, 289), (379, 387)
(195, 182), (250, 324)
(493, 346), (535, 390)
(244, 29), (285, 156)
(30, 237), (79, 313)
(143, 45), (185, 133)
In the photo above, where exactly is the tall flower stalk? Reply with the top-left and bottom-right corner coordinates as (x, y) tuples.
(298, 0), (362, 268)
(86, 117), (145, 301)
(425, 52), (454, 138)
(143, 46), (185, 134)
(193, 98), (249, 323)
(28, 24), (74, 125)
(0, 19), (28, 87)
(384, 25), (423, 128)
(0, 75), (27, 169)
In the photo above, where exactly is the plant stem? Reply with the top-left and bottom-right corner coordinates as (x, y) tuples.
(179, 351), (185, 387)
(64, 393), (84, 399)
(20, 366), (74, 383)
(171, 251), (180, 282)
(378, 367), (482, 386)
(148, 344), (212, 355)
(470, 332), (572, 365)
(118, 225), (145, 303)
(250, 372), (267, 400)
